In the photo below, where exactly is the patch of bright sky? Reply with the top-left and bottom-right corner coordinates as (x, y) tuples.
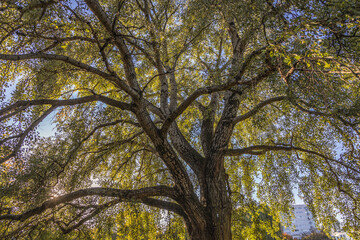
(37, 111), (57, 137)
(4, 82), (57, 138)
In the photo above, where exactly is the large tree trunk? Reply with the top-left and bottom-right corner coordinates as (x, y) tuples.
(182, 92), (239, 239)
(184, 166), (232, 240)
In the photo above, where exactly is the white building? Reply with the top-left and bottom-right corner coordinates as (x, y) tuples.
(283, 204), (317, 239)
(332, 231), (352, 240)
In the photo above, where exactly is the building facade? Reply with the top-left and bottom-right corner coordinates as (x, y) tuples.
(283, 204), (317, 239)
(331, 231), (352, 240)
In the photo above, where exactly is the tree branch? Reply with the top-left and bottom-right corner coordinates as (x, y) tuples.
(291, 99), (360, 136)
(168, 123), (205, 173)
(84, 0), (141, 93)
(233, 96), (287, 124)
(225, 144), (360, 174)
(0, 53), (137, 97)
(0, 95), (132, 118)
(200, 93), (219, 158)
(57, 199), (120, 234)
(0, 186), (175, 221)
(140, 197), (187, 218)
(160, 80), (243, 135)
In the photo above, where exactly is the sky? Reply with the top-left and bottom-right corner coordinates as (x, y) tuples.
(37, 111), (57, 137)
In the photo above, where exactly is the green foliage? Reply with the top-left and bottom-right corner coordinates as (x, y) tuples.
(232, 201), (282, 240)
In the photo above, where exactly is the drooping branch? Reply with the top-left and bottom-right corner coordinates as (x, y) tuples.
(225, 144), (360, 174)
(233, 96), (287, 124)
(0, 95), (133, 164)
(0, 53), (138, 97)
(0, 106), (28, 122)
(0, 95), (132, 118)
(20, 0), (60, 13)
(57, 198), (186, 234)
(0, 106), (56, 164)
(290, 99), (360, 136)
(0, 53), (107, 78)
(55, 198), (187, 235)
(56, 199), (120, 234)
(0, 186), (176, 222)
(37, 35), (102, 44)
(81, 119), (140, 144)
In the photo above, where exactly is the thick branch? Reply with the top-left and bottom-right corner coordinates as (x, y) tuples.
(0, 95), (132, 118)
(0, 53), (137, 97)
(200, 93), (219, 157)
(211, 67), (275, 154)
(0, 186), (175, 221)
(167, 67), (178, 112)
(141, 198), (186, 218)
(84, 0), (141, 93)
(168, 123), (205, 173)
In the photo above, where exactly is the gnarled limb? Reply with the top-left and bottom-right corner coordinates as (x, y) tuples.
(0, 185), (176, 221)
(0, 95), (132, 118)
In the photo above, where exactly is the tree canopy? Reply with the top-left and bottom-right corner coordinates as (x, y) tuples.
(0, 0), (359, 239)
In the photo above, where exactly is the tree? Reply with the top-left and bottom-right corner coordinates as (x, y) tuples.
(0, 0), (359, 239)
(282, 233), (297, 240)
(302, 232), (332, 240)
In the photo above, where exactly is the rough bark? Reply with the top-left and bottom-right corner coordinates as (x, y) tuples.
(181, 164), (232, 240)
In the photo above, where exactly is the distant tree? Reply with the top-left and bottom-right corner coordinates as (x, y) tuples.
(302, 232), (332, 240)
(0, 0), (359, 239)
(282, 233), (295, 240)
